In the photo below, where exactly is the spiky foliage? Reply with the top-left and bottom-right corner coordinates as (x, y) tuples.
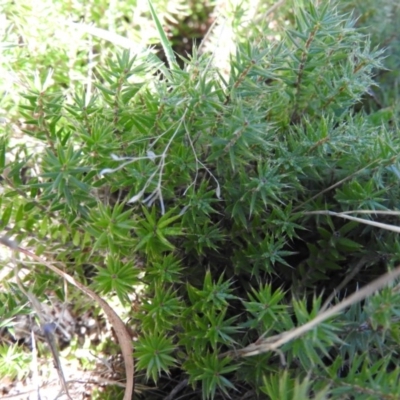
(1, 1), (400, 399)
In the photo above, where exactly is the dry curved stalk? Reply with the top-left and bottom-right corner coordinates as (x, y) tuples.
(1, 240), (135, 400)
(222, 209), (400, 358)
(224, 263), (400, 359)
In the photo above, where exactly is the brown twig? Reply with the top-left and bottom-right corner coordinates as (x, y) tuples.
(0, 238), (135, 400)
(222, 264), (400, 358)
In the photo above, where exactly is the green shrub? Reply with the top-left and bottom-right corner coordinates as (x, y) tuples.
(2, 1), (400, 399)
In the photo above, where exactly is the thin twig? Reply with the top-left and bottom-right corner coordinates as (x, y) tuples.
(293, 159), (380, 212)
(340, 210), (400, 215)
(163, 378), (189, 400)
(0, 239), (135, 400)
(223, 264), (400, 358)
(262, 0), (287, 19)
(9, 245), (72, 399)
(320, 256), (370, 312)
(304, 210), (400, 234)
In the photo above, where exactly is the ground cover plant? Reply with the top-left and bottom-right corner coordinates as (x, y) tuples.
(1, 0), (400, 399)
